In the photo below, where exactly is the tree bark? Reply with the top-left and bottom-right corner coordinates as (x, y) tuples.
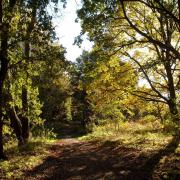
(0, 102), (5, 159)
(0, 55), (7, 159)
(0, 1), (8, 159)
(0, 0), (3, 159)
(0, 0), (17, 159)
(165, 60), (178, 118)
(0, 34), (8, 159)
(163, 19), (179, 123)
(4, 81), (25, 146)
(7, 107), (24, 146)
(19, 0), (37, 142)
(20, 86), (30, 142)
(178, 0), (180, 23)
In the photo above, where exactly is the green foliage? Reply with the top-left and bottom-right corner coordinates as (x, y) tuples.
(64, 97), (73, 121)
(76, 0), (180, 123)
(2, 124), (14, 145)
(37, 44), (71, 122)
(79, 121), (171, 151)
(0, 139), (53, 179)
(72, 49), (138, 127)
(0, 0), (70, 157)
(41, 128), (57, 139)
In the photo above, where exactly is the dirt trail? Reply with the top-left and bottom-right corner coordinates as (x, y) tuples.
(25, 138), (179, 180)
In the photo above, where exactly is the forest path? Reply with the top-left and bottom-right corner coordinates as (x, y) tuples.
(24, 137), (179, 180)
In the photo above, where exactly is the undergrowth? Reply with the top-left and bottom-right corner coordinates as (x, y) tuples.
(79, 120), (174, 151)
(1, 120), (179, 179)
(79, 120), (180, 179)
(0, 138), (55, 179)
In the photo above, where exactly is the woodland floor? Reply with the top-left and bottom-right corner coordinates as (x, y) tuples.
(1, 122), (179, 180)
(24, 137), (180, 180)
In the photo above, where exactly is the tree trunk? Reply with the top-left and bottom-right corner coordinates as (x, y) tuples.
(7, 107), (24, 146)
(178, 0), (180, 23)
(0, 0), (17, 159)
(0, 60), (8, 159)
(163, 17), (179, 124)
(168, 100), (179, 121)
(81, 90), (92, 130)
(165, 57), (179, 134)
(4, 87), (25, 146)
(19, 1), (37, 142)
(0, 0), (3, 159)
(0, 2), (8, 160)
(0, 122), (3, 157)
(0, 104), (5, 159)
(168, 99), (178, 115)
(20, 86), (30, 142)
(165, 60), (178, 120)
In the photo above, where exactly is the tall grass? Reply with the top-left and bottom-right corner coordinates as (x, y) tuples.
(79, 119), (173, 151)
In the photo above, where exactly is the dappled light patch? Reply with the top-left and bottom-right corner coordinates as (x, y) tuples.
(1, 121), (179, 179)
(0, 139), (52, 179)
(80, 122), (173, 152)
(23, 133), (179, 180)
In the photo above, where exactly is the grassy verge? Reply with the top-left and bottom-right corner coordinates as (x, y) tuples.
(79, 121), (174, 150)
(79, 121), (180, 179)
(0, 138), (56, 179)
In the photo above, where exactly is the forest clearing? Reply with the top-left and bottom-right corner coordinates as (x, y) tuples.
(0, 0), (180, 179)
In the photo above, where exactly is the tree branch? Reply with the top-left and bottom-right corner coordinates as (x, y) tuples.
(119, 0), (180, 60)
(122, 51), (168, 102)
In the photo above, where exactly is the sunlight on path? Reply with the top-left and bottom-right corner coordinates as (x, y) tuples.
(24, 138), (180, 180)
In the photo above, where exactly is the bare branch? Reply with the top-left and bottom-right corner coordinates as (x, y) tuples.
(131, 92), (167, 103)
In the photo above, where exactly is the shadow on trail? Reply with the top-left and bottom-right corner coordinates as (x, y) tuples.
(144, 136), (179, 179)
(25, 137), (179, 180)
